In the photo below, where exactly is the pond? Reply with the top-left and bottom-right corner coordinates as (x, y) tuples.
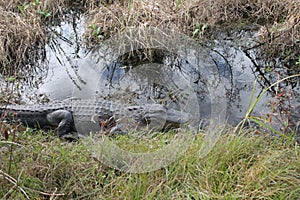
(9, 12), (299, 134)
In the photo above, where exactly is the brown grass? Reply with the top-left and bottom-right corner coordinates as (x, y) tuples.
(86, 0), (296, 36)
(0, 0), (299, 79)
(0, 0), (102, 76)
(0, 8), (44, 75)
(85, 0), (300, 68)
(257, 7), (300, 68)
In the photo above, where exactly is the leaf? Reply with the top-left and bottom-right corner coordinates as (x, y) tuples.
(39, 10), (52, 18)
(18, 4), (30, 12)
(88, 24), (97, 30)
(296, 56), (300, 66)
(201, 23), (208, 32)
(96, 27), (101, 34)
(193, 29), (199, 37)
(7, 76), (16, 82)
(45, 12), (52, 18)
(33, 0), (41, 6)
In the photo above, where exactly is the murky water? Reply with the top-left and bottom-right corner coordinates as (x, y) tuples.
(17, 13), (298, 130)
(38, 13), (86, 100)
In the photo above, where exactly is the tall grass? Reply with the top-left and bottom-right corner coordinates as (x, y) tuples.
(85, 0), (300, 68)
(0, 0), (299, 74)
(0, 0), (101, 75)
(0, 1), (299, 199)
(0, 129), (299, 199)
(235, 74), (300, 136)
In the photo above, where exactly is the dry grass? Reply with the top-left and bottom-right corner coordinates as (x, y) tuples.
(86, 0), (293, 37)
(0, 0), (102, 76)
(0, 0), (299, 73)
(86, 0), (300, 68)
(257, 7), (300, 68)
(0, 9), (44, 75)
(86, 0), (296, 34)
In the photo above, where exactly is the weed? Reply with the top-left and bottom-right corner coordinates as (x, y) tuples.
(296, 55), (300, 66)
(193, 22), (208, 39)
(32, 0), (41, 6)
(6, 77), (16, 83)
(88, 23), (104, 39)
(235, 74), (300, 141)
(0, 129), (299, 199)
(18, 3), (30, 12)
(38, 9), (51, 18)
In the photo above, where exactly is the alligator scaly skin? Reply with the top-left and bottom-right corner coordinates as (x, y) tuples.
(0, 99), (192, 139)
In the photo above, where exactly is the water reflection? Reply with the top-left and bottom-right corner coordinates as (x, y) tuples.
(38, 13), (86, 100)
(31, 13), (298, 129)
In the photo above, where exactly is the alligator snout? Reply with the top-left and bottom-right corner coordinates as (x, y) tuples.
(143, 104), (193, 124)
(165, 108), (193, 124)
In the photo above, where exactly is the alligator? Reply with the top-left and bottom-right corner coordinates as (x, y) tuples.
(0, 99), (193, 139)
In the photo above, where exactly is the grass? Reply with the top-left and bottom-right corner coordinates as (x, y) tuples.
(0, 128), (299, 199)
(0, 0), (300, 199)
(0, 0), (299, 74)
(85, 0), (300, 68)
(0, 0), (100, 76)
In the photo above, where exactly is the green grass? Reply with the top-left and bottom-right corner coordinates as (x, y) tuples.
(1, 129), (299, 199)
(0, 1), (299, 199)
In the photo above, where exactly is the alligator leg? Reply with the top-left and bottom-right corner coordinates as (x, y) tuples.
(46, 110), (77, 139)
(97, 116), (127, 136)
(109, 125), (127, 136)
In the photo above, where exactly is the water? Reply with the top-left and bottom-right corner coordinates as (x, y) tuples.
(38, 13), (86, 100)
(17, 13), (298, 129)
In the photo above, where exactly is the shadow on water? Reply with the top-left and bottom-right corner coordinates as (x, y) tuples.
(11, 12), (298, 130)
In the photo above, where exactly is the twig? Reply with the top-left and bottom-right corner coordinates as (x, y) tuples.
(0, 169), (30, 199)
(0, 169), (65, 198)
(242, 49), (276, 94)
(24, 187), (65, 198)
(0, 140), (23, 147)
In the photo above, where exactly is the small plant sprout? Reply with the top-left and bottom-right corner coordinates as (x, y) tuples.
(33, 0), (41, 6)
(193, 22), (208, 38)
(88, 24), (104, 39)
(18, 4), (30, 12)
(6, 76), (16, 82)
(175, 0), (182, 11)
(296, 55), (300, 66)
(39, 10), (52, 18)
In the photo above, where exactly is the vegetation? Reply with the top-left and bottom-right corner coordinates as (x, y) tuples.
(85, 0), (300, 68)
(0, 0), (300, 199)
(0, 0), (299, 72)
(1, 129), (299, 199)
